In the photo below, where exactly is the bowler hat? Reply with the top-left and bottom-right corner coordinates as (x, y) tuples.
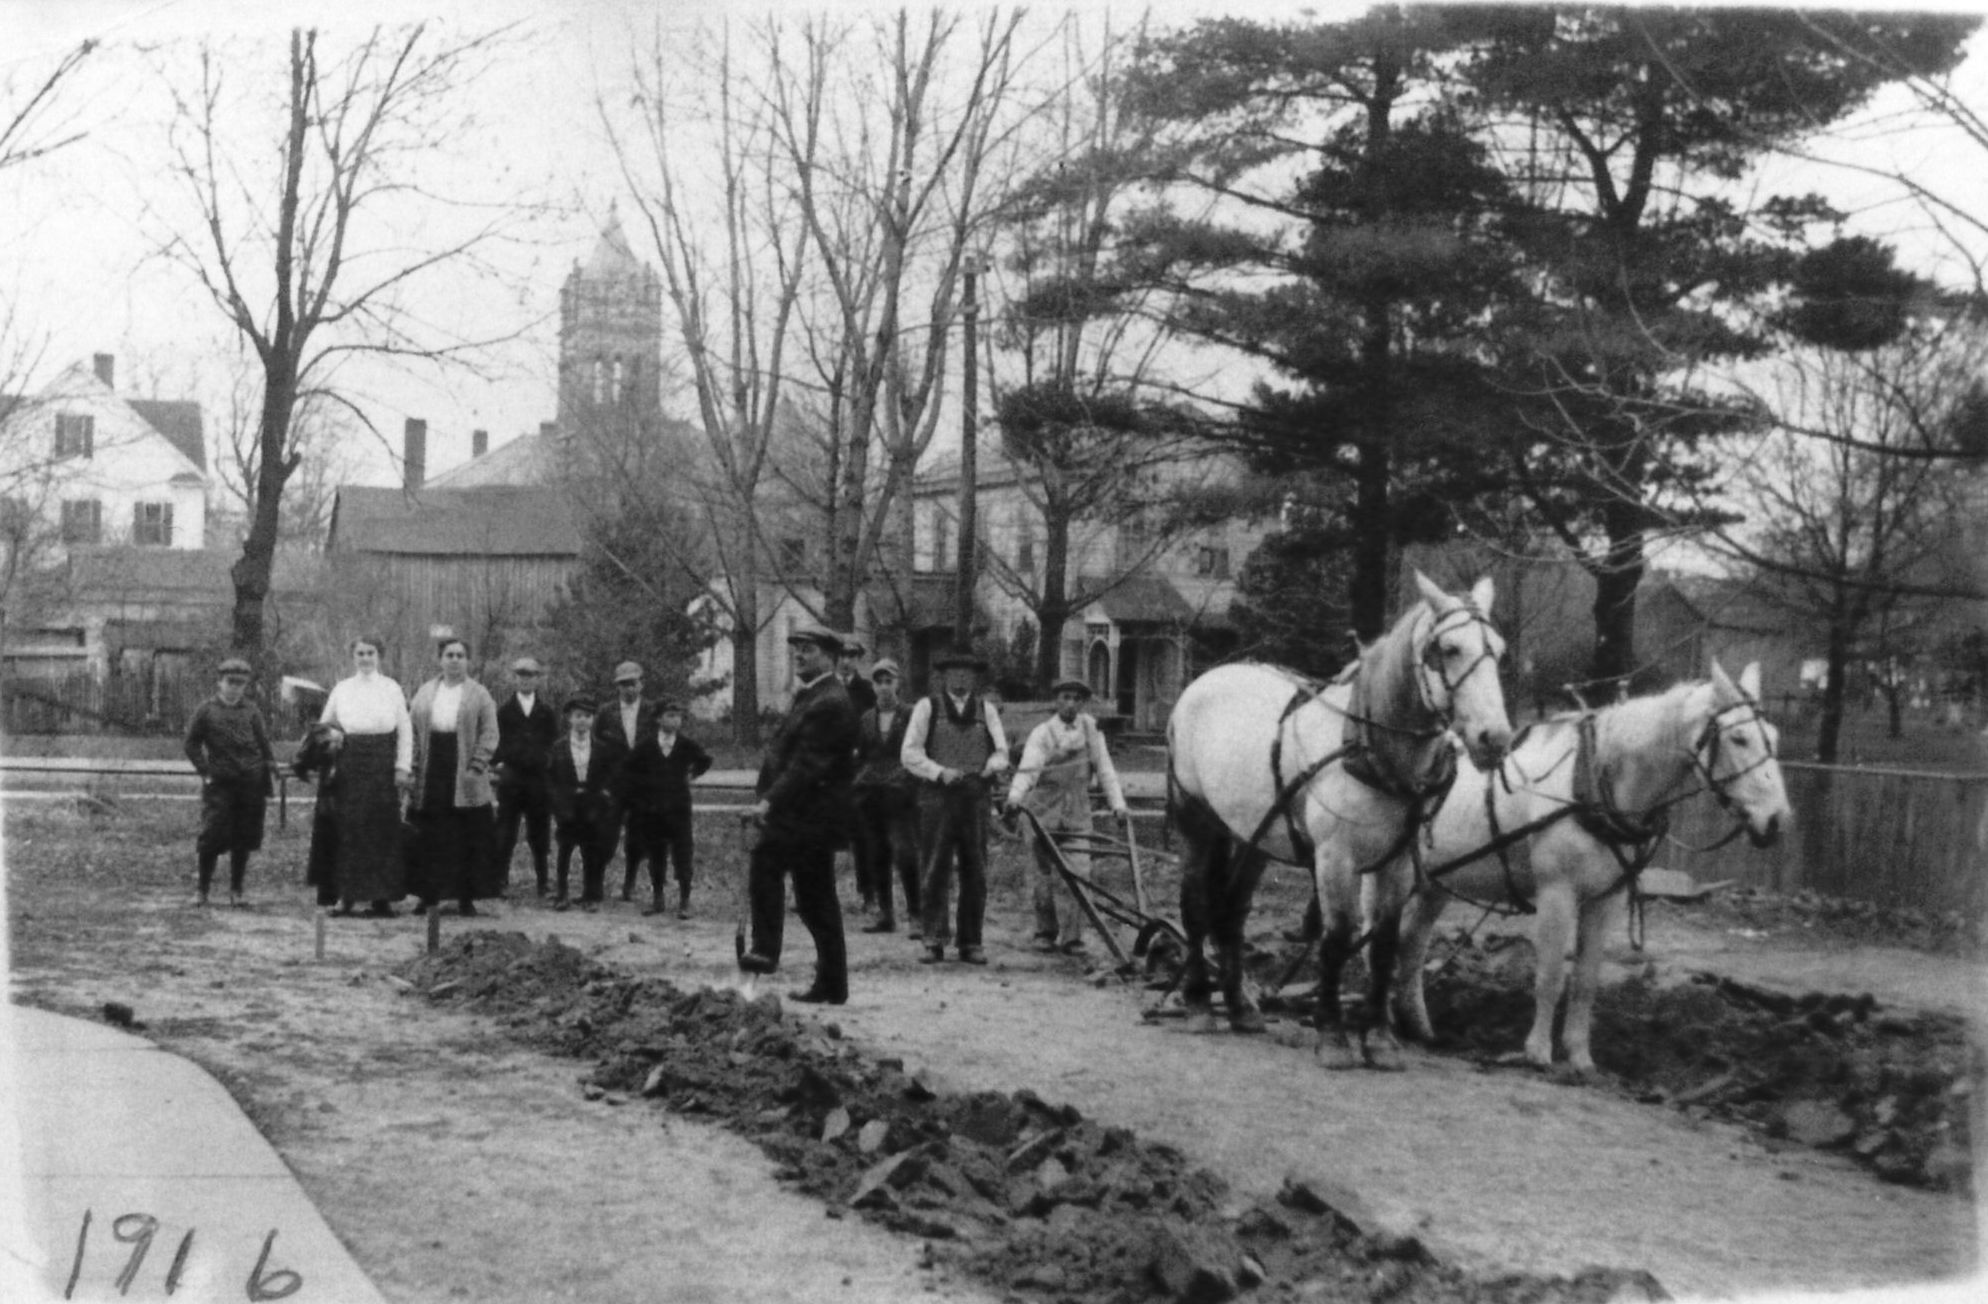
(869, 657), (902, 682)
(1051, 678), (1092, 699)
(838, 633), (867, 657)
(612, 660), (643, 684)
(217, 656), (252, 678)
(787, 626), (844, 654)
(512, 656), (543, 675)
(933, 649), (986, 672)
(657, 697), (685, 714)
(563, 695), (596, 716)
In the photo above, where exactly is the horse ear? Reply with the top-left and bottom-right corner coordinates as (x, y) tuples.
(1708, 659), (1739, 702)
(1738, 662), (1763, 700)
(1468, 575), (1495, 616)
(1413, 570), (1455, 612)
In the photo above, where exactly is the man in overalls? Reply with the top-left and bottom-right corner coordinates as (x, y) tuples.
(1004, 678), (1129, 955)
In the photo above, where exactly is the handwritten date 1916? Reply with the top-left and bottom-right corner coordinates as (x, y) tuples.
(63, 1209), (303, 1300)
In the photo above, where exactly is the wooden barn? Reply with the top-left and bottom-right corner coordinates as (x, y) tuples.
(323, 482), (582, 683)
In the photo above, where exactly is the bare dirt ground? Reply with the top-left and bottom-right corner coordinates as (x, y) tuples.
(5, 798), (1984, 1303)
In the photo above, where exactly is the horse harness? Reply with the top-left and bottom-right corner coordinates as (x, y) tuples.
(1421, 692), (1778, 945)
(1241, 602), (1498, 878)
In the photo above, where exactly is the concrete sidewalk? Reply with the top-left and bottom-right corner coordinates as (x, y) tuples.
(1, 1003), (386, 1303)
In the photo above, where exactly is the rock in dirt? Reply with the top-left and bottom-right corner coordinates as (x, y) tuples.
(1778, 1100), (1858, 1148)
(1147, 1220), (1240, 1303)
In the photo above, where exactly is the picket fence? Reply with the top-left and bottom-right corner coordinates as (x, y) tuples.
(1659, 761), (1987, 919)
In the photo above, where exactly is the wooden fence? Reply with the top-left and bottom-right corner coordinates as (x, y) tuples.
(1659, 762), (1987, 919)
(1, 671), (209, 736)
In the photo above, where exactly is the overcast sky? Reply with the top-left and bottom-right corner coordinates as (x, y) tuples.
(4, 0), (1985, 491)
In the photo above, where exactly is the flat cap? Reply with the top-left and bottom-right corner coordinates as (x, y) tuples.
(1051, 678), (1093, 699)
(511, 656), (543, 674)
(656, 697), (685, 713)
(563, 695), (596, 715)
(217, 657), (252, 677)
(838, 633), (867, 656)
(612, 660), (644, 683)
(933, 649), (987, 672)
(869, 657), (902, 682)
(787, 626), (844, 654)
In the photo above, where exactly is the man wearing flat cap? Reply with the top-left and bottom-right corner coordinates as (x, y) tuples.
(741, 625), (861, 1003)
(492, 655), (559, 897)
(1005, 677), (1129, 955)
(182, 656), (276, 907)
(831, 633), (878, 911)
(901, 648), (1010, 964)
(596, 659), (659, 901)
(852, 658), (920, 933)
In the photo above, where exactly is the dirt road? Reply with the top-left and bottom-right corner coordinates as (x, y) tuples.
(6, 803), (1982, 1302)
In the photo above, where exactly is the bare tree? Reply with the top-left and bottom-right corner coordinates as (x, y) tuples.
(206, 341), (361, 550)
(155, 25), (526, 669)
(1707, 319), (1985, 760)
(764, 9), (1035, 633)
(605, 21), (816, 743)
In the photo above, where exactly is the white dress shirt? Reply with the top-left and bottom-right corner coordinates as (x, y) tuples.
(901, 694), (1011, 783)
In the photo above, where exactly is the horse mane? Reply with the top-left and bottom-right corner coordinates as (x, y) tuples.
(1356, 600), (1431, 727)
(1592, 680), (1713, 781)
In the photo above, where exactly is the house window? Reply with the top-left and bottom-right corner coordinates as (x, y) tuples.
(611, 357), (625, 404)
(1017, 528), (1035, 574)
(133, 501), (174, 547)
(54, 413), (94, 459)
(1196, 545), (1230, 579)
(60, 499), (102, 545)
(592, 358), (607, 405)
(777, 536), (806, 572)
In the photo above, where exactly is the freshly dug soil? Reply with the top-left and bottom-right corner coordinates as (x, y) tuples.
(400, 931), (1667, 1304)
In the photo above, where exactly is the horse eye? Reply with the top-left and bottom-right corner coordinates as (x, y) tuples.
(1727, 732), (1749, 750)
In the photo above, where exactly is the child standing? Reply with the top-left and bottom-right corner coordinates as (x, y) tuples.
(622, 698), (713, 918)
(182, 657), (276, 907)
(547, 697), (618, 911)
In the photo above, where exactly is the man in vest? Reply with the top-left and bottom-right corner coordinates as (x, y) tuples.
(1003, 678), (1129, 955)
(901, 649), (1010, 964)
(492, 656), (559, 896)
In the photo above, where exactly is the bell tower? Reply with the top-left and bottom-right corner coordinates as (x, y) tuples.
(557, 202), (664, 446)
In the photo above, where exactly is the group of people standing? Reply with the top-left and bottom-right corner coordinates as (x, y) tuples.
(740, 625), (1129, 1006)
(184, 625), (1132, 1012)
(280, 637), (710, 919)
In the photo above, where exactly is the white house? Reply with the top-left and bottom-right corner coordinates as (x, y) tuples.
(0, 353), (207, 557)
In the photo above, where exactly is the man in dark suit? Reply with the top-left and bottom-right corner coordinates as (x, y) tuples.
(492, 656), (560, 896)
(742, 626), (859, 1004)
(833, 633), (879, 912)
(595, 659), (657, 901)
(623, 699), (714, 918)
(546, 696), (619, 911)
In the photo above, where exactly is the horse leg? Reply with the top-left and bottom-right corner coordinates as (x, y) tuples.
(1355, 864), (1415, 1070)
(1391, 883), (1448, 1043)
(1311, 854), (1362, 1071)
(1176, 822), (1222, 1034)
(1524, 881), (1576, 1068)
(1217, 848), (1268, 1033)
(1562, 889), (1624, 1075)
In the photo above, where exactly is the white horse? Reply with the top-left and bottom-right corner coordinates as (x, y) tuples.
(1167, 573), (1512, 1069)
(1390, 660), (1790, 1074)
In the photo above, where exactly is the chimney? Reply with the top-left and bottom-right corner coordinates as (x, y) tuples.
(404, 418), (427, 491)
(472, 428), (489, 458)
(92, 353), (114, 390)
(538, 421), (557, 442)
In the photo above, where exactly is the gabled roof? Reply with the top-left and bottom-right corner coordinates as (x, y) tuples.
(1080, 573), (1198, 625)
(328, 485), (583, 557)
(428, 431), (556, 489)
(127, 399), (206, 473)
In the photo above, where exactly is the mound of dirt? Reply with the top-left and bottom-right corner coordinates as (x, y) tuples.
(400, 933), (1669, 1304)
(1418, 933), (1977, 1193)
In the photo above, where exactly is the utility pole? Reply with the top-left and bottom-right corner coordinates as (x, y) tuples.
(954, 253), (988, 652)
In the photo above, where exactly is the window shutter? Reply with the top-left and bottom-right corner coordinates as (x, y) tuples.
(162, 502), (174, 547)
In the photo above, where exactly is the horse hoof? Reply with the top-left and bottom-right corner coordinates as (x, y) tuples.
(1492, 1050), (1540, 1070)
(1230, 1009), (1267, 1035)
(1313, 1039), (1362, 1071)
(1362, 1043), (1407, 1072)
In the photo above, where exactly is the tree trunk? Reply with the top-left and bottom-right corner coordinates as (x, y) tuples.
(1033, 511), (1073, 693)
(1816, 622), (1851, 764)
(729, 566), (763, 748)
(1589, 497), (1643, 696)
(229, 363), (298, 680)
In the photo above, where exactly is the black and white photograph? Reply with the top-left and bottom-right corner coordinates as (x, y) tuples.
(2, 1), (1984, 1300)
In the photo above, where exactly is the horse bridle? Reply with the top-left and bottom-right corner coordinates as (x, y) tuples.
(1689, 697), (1778, 820)
(1413, 605), (1503, 726)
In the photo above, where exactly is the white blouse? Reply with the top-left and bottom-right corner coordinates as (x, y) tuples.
(429, 681), (465, 732)
(321, 671), (414, 771)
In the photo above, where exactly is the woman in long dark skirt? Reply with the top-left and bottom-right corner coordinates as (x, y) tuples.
(316, 636), (414, 916)
(407, 636), (501, 916)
